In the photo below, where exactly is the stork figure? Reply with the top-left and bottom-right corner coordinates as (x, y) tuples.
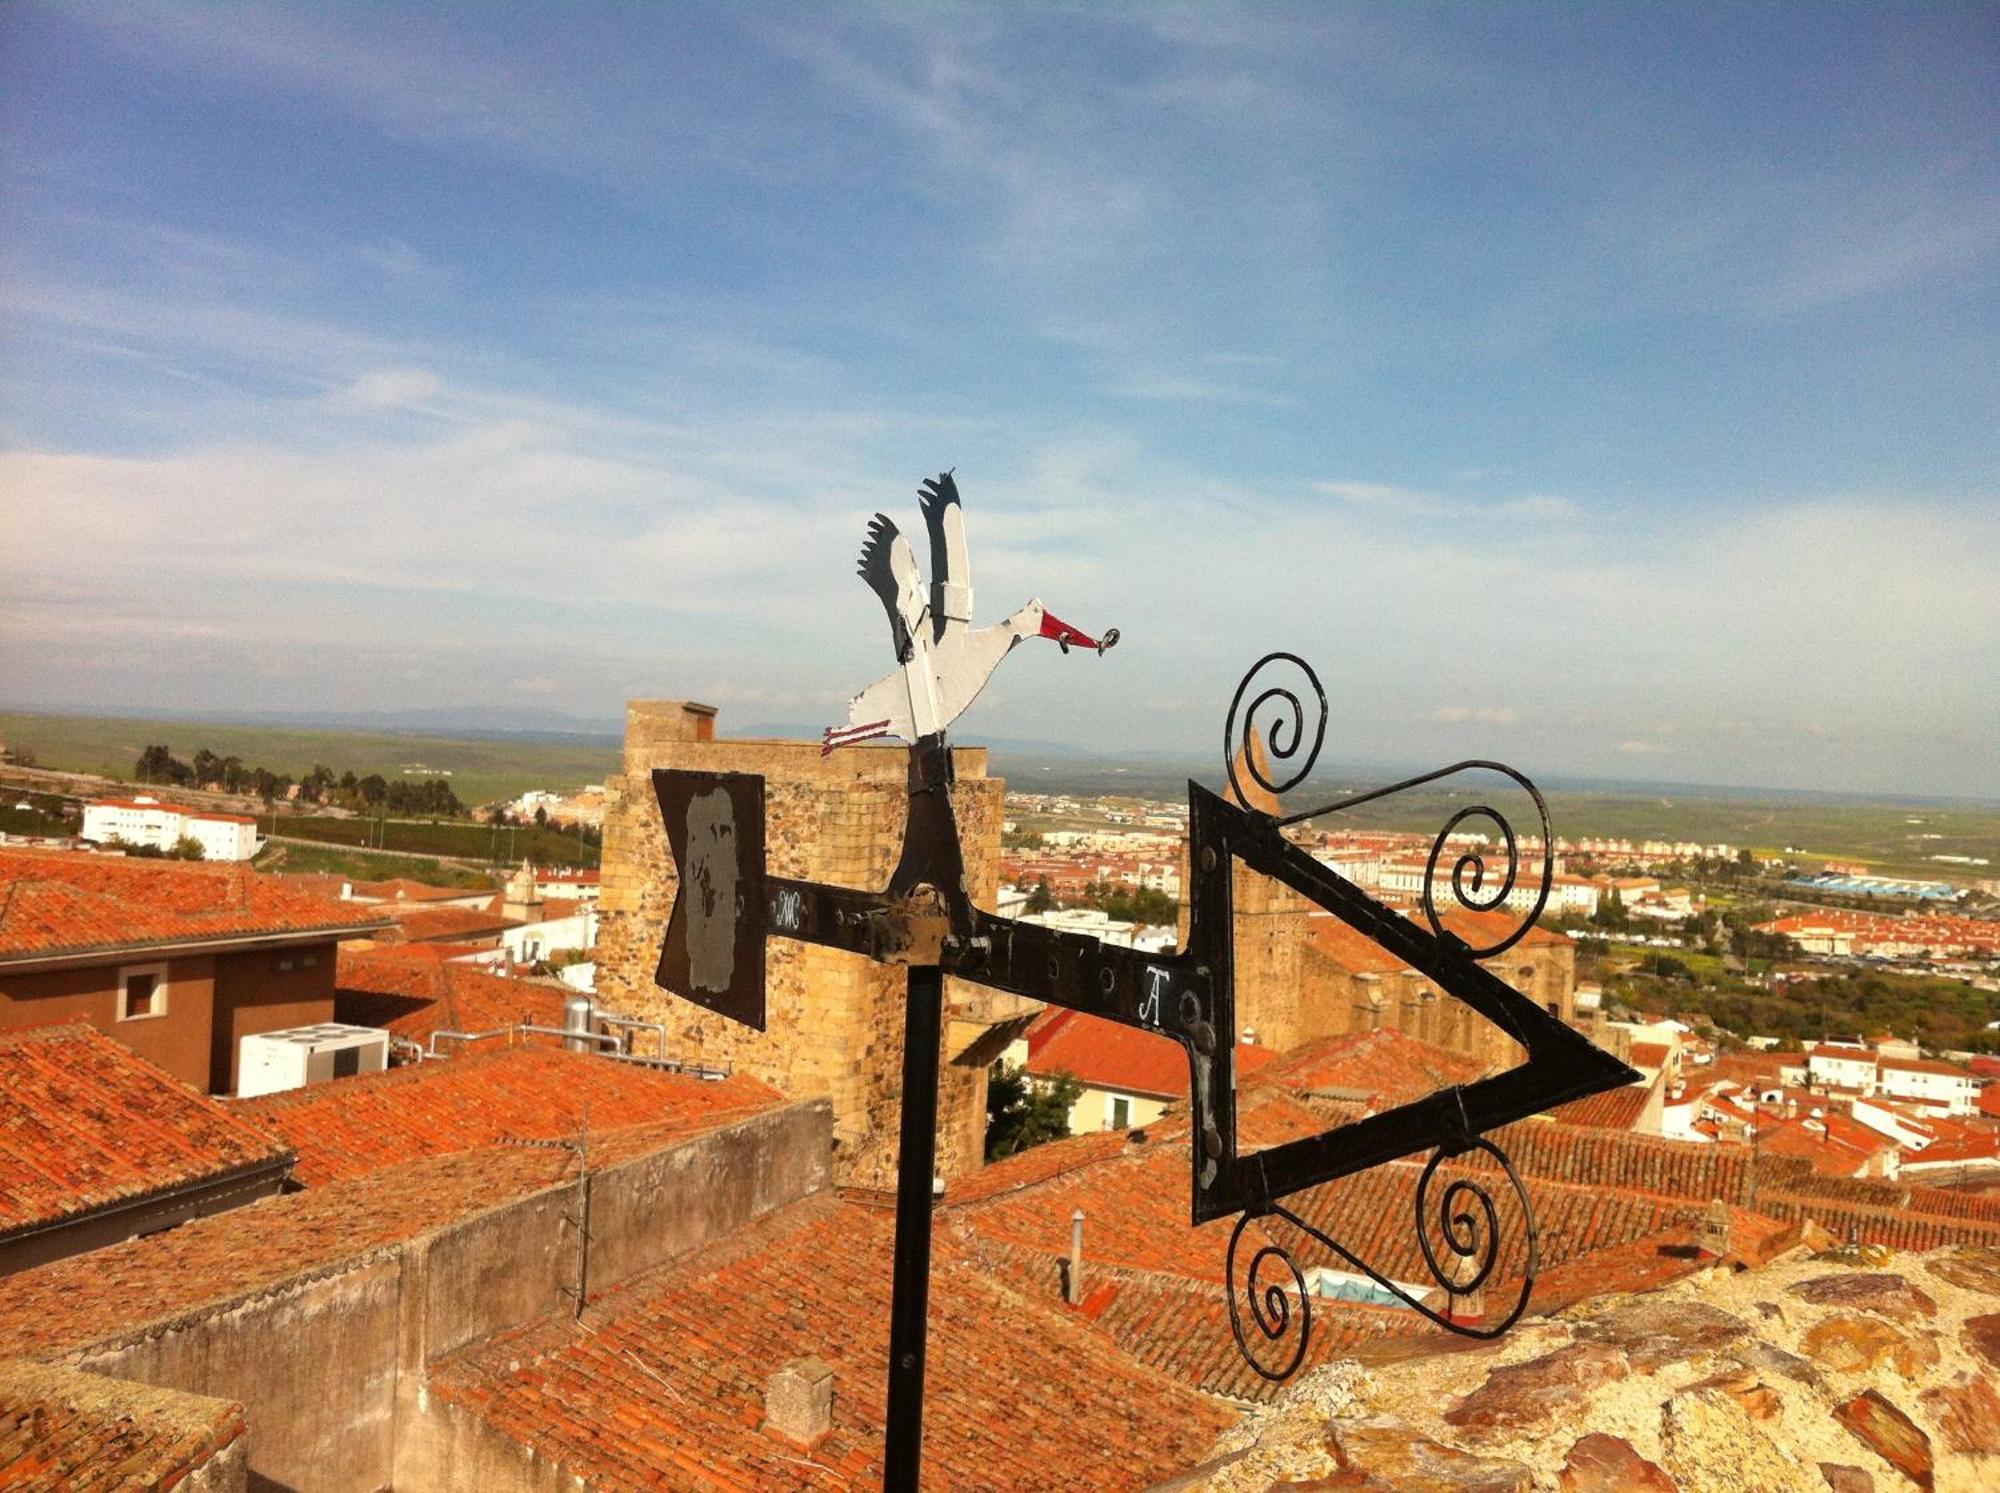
(823, 472), (1117, 752)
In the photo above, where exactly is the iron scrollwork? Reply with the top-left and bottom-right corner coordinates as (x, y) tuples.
(1210, 652), (1626, 1375)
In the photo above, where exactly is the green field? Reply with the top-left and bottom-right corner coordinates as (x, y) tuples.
(255, 841), (498, 889)
(269, 815), (598, 868)
(0, 711), (619, 807)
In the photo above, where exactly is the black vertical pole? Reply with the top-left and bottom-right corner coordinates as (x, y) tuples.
(882, 963), (944, 1491)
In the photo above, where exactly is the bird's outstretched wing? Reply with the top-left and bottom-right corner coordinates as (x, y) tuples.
(917, 470), (971, 641)
(857, 513), (925, 662)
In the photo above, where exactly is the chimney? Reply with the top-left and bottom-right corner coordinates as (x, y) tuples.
(1064, 1208), (1086, 1306)
(765, 1358), (833, 1450)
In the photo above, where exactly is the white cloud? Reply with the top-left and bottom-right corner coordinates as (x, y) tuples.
(1431, 706), (1519, 725)
(336, 368), (443, 412)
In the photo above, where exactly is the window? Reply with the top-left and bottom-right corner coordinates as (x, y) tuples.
(1111, 1096), (1131, 1130)
(119, 964), (168, 1021)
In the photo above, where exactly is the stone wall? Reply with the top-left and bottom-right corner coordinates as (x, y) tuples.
(56, 1099), (831, 1493)
(596, 701), (1003, 1189)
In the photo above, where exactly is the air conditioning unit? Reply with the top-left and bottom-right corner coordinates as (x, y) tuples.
(238, 1023), (390, 1098)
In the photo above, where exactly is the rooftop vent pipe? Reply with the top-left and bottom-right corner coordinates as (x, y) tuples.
(563, 996), (596, 1054)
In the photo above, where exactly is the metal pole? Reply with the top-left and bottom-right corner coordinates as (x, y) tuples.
(883, 963), (943, 1491)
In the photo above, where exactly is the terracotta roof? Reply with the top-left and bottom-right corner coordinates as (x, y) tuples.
(1549, 1081), (1653, 1132)
(1025, 1009), (1275, 1100)
(1628, 1041), (1674, 1070)
(1252, 1028), (1493, 1109)
(347, 877), (486, 903)
(429, 1193), (1237, 1492)
(0, 1358), (245, 1489)
(88, 798), (257, 826)
(0, 1024), (292, 1237)
(334, 945), (572, 1042)
(380, 904), (520, 943)
(0, 848), (389, 963)
(1426, 906), (1575, 950)
(238, 1046), (781, 1185)
(1877, 1055), (1975, 1080)
(1305, 915), (1410, 975)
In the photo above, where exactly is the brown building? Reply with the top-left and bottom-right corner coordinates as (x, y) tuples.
(0, 849), (389, 1094)
(595, 700), (1006, 1189)
(1182, 746), (1579, 1069)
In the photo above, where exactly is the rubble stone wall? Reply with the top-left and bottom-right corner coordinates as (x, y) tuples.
(596, 701), (1003, 1188)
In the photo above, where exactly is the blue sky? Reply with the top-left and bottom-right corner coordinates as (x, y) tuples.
(1, 2), (1994, 796)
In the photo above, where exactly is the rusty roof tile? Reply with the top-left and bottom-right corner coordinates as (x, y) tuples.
(0, 1024), (292, 1237)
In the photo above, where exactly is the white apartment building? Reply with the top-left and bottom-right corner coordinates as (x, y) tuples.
(1377, 862), (1600, 917)
(1782, 1045), (1982, 1117)
(81, 797), (260, 862)
(1877, 1057), (1981, 1117)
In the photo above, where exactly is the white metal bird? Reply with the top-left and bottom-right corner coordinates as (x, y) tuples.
(823, 472), (1117, 752)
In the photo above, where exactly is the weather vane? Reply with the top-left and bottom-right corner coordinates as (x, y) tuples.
(651, 473), (1634, 1490)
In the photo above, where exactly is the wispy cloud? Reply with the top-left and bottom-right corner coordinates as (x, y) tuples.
(1312, 480), (1578, 522)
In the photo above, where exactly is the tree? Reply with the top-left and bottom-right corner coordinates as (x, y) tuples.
(1025, 877), (1055, 914)
(534, 805), (550, 827)
(357, 774), (388, 806)
(985, 1062), (1083, 1161)
(135, 744), (191, 786)
(169, 835), (205, 861)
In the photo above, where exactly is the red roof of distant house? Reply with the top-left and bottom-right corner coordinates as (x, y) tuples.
(1427, 906), (1575, 950)
(0, 849), (389, 964)
(87, 798), (258, 826)
(1025, 1008), (1275, 1100)
(1253, 1027), (1492, 1108)
(1877, 1055), (1975, 1080)
(0, 1360), (245, 1490)
(237, 1046), (781, 1186)
(380, 904), (520, 944)
(1629, 1041), (1675, 1070)
(1753, 1114), (1886, 1177)
(0, 1024), (292, 1237)
(1550, 1081), (1654, 1132)
(347, 877), (486, 904)
(1810, 1044), (1878, 1063)
(333, 945), (572, 1044)
(1305, 915), (1411, 975)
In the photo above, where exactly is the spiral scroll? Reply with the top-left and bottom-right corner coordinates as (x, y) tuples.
(1223, 652), (1327, 810)
(1411, 1138), (1538, 1336)
(1414, 763), (1554, 959)
(1225, 1211), (1312, 1382)
(1222, 1138), (1542, 1380)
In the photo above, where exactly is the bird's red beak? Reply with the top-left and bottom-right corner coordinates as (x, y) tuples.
(1039, 610), (1119, 655)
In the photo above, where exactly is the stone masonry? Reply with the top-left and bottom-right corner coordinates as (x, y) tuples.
(596, 701), (1004, 1190)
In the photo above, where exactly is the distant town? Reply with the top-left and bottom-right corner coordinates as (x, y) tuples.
(1, 707), (1998, 1488)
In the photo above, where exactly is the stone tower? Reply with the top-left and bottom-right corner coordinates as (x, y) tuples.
(595, 701), (1005, 1190)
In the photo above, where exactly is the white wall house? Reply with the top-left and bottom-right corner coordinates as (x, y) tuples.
(1876, 1057), (1980, 1116)
(1805, 1045), (1880, 1095)
(81, 797), (260, 862)
(499, 904), (600, 967)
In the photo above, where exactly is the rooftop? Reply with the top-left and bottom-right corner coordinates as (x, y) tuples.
(0, 847), (388, 964)
(333, 944), (573, 1043)
(0, 1023), (292, 1239)
(238, 1045), (781, 1185)
(1025, 1008), (1277, 1101)
(0, 1357), (245, 1490)
(430, 1192), (1237, 1492)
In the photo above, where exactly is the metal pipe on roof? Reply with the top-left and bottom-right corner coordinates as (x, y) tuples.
(516, 1025), (620, 1049)
(427, 1027), (511, 1057)
(597, 1014), (668, 1061)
